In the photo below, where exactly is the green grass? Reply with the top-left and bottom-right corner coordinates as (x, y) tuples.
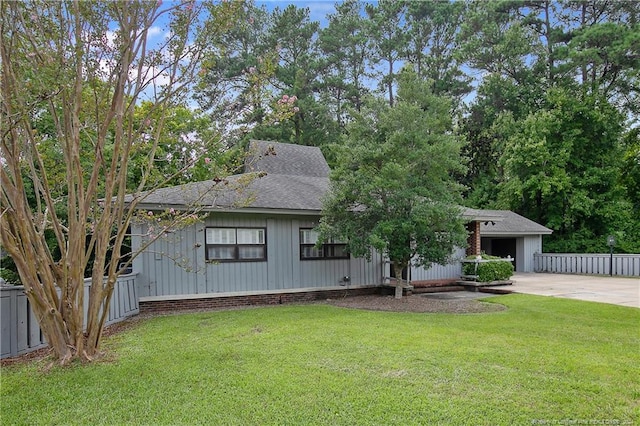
(2, 294), (639, 425)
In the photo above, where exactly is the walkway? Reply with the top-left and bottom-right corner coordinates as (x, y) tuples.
(487, 273), (639, 308)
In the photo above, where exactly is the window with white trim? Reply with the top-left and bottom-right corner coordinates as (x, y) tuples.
(205, 227), (266, 261)
(300, 229), (348, 260)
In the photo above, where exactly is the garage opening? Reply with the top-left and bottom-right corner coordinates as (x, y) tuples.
(481, 237), (518, 271)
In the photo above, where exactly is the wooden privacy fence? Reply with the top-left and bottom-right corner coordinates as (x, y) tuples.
(534, 253), (640, 277)
(0, 273), (139, 359)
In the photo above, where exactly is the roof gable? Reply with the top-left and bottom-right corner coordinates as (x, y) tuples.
(245, 140), (330, 178)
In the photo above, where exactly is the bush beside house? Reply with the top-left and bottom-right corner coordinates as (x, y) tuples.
(462, 254), (514, 282)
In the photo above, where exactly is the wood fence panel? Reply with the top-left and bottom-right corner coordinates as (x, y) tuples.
(0, 286), (47, 358)
(534, 254), (640, 277)
(0, 274), (139, 359)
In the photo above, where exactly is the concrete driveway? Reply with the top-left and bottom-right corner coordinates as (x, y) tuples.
(490, 273), (640, 308)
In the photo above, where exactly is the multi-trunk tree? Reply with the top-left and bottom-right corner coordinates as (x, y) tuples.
(0, 0), (240, 364)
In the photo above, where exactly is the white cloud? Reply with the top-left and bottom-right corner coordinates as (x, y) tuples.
(147, 26), (164, 38)
(105, 30), (117, 48)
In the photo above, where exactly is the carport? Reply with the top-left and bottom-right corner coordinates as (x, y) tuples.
(478, 210), (553, 272)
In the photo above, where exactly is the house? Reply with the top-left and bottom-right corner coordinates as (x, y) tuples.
(130, 140), (551, 311)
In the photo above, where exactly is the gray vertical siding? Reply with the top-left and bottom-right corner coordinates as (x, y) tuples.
(298, 258), (351, 287)
(410, 247), (466, 281)
(296, 219), (352, 288)
(136, 213), (385, 299)
(267, 218), (294, 290)
(133, 222), (204, 298)
(521, 236), (542, 272)
(350, 249), (384, 286)
(135, 213), (555, 296)
(103, 274), (140, 326)
(516, 238), (525, 272)
(204, 215), (269, 293)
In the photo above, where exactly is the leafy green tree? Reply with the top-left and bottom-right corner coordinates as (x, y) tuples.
(459, 0), (536, 86)
(460, 73), (544, 206)
(251, 5), (338, 147)
(459, 0), (543, 206)
(619, 128), (640, 253)
(404, 0), (471, 107)
(569, 21), (640, 113)
(317, 0), (371, 127)
(128, 102), (230, 186)
(517, 0), (573, 86)
(319, 69), (467, 298)
(497, 88), (632, 252)
(194, 0), (274, 145)
(621, 128), (640, 212)
(365, 0), (408, 106)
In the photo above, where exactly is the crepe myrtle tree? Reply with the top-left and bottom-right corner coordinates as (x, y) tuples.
(318, 68), (468, 298)
(0, 0), (264, 364)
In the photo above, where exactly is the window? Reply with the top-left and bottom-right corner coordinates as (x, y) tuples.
(205, 227), (266, 261)
(300, 229), (349, 260)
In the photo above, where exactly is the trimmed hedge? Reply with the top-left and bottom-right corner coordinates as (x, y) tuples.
(462, 254), (514, 282)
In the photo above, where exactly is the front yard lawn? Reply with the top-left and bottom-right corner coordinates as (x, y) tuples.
(2, 294), (639, 425)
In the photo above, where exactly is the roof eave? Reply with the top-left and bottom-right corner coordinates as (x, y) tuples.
(481, 230), (553, 236)
(469, 216), (505, 223)
(462, 213), (505, 222)
(134, 203), (322, 216)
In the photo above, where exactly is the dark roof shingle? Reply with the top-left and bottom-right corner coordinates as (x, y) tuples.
(245, 140), (330, 177)
(479, 210), (552, 235)
(131, 141), (330, 212)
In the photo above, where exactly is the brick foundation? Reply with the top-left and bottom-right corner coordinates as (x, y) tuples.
(411, 279), (458, 288)
(139, 286), (381, 314)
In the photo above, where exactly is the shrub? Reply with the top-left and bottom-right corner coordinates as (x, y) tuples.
(0, 267), (21, 285)
(462, 254), (514, 282)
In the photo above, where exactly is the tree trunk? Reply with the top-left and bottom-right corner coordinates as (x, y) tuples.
(387, 57), (394, 107)
(1, 0), (227, 365)
(28, 291), (73, 364)
(392, 261), (405, 299)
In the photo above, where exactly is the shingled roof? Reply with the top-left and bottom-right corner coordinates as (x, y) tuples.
(129, 141), (552, 236)
(131, 140), (330, 213)
(479, 210), (553, 235)
(245, 140), (330, 177)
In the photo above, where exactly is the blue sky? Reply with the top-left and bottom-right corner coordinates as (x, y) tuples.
(135, 0), (377, 102)
(256, 1), (338, 26)
(256, 0), (380, 27)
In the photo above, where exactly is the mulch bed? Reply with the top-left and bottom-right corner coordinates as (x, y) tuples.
(325, 294), (507, 314)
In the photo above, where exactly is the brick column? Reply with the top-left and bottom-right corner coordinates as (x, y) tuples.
(466, 221), (481, 256)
